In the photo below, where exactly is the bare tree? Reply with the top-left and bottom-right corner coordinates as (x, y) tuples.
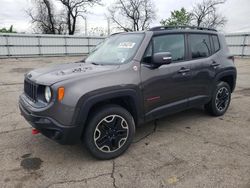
(59, 0), (101, 35)
(108, 0), (156, 32)
(27, 0), (66, 34)
(191, 0), (227, 29)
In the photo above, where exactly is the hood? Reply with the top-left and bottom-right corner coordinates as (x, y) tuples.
(26, 62), (120, 85)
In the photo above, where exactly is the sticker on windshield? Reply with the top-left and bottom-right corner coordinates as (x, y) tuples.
(120, 58), (126, 63)
(118, 42), (136, 49)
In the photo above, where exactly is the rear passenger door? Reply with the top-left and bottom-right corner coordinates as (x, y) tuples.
(187, 33), (218, 106)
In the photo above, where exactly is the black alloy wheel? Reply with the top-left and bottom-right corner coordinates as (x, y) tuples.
(84, 105), (135, 160)
(94, 115), (129, 153)
(205, 81), (231, 116)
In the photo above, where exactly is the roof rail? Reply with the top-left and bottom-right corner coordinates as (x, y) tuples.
(149, 25), (217, 32)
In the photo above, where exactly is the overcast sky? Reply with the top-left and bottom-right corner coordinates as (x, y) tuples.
(0, 0), (249, 34)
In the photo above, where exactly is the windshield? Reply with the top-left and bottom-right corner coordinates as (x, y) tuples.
(85, 33), (144, 65)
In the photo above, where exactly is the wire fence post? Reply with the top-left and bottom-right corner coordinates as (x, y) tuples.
(87, 37), (90, 54)
(64, 37), (68, 55)
(242, 34), (247, 57)
(5, 35), (10, 57)
(37, 36), (41, 56)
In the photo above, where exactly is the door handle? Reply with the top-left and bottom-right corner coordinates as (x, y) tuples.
(178, 67), (190, 73)
(210, 61), (220, 68)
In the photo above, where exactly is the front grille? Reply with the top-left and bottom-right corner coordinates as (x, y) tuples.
(24, 79), (38, 102)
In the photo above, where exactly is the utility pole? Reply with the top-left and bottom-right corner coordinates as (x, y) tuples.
(83, 17), (87, 36)
(107, 17), (111, 36)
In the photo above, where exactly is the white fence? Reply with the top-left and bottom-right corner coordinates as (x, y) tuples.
(0, 33), (105, 58)
(0, 32), (249, 58)
(225, 33), (250, 57)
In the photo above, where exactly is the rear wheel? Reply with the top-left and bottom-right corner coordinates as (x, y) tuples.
(83, 105), (135, 160)
(205, 81), (231, 116)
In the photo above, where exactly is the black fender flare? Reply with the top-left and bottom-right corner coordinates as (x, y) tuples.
(71, 86), (144, 132)
(214, 68), (237, 92)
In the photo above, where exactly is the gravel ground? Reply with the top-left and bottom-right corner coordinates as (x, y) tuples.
(0, 56), (249, 188)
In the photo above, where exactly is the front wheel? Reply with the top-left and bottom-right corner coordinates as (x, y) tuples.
(83, 105), (135, 160)
(205, 81), (231, 116)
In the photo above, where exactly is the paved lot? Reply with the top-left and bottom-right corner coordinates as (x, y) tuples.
(0, 56), (249, 188)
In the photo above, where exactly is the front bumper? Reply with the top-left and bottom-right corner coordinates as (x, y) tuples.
(19, 95), (82, 145)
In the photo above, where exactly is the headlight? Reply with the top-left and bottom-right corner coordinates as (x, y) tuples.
(45, 86), (52, 103)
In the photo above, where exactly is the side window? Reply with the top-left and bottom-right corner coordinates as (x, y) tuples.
(189, 34), (211, 59)
(153, 34), (185, 62)
(212, 35), (220, 52)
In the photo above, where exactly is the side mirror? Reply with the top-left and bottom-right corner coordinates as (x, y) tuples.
(153, 52), (172, 67)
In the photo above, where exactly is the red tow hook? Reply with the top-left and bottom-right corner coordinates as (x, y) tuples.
(32, 129), (40, 135)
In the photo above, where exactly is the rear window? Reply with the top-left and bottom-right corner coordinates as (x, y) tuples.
(189, 34), (211, 59)
(211, 35), (220, 52)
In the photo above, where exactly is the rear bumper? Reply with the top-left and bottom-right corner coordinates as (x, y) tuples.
(19, 96), (82, 145)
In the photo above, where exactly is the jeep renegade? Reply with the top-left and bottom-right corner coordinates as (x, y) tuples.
(19, 26), (237, 159)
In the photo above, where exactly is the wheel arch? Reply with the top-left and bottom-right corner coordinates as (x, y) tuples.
(215, 69), (237, 92)
(72, 87), (144, 135)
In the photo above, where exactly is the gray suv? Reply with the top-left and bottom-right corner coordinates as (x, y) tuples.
(19, 26), (237, 159)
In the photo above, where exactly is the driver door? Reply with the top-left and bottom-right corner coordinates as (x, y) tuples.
(141, 34), (192, 119)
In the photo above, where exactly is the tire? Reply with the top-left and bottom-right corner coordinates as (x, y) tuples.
(83, 104), (135, 160)
(205, 81), (231, 116)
